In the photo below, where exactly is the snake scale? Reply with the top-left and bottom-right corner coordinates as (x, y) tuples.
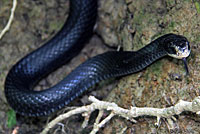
(4, 0), (190, 116)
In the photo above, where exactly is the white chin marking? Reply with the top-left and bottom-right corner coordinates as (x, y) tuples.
(169, 49), (190, 59)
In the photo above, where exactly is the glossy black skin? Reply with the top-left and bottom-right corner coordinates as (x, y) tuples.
(4, 0), (190, 117)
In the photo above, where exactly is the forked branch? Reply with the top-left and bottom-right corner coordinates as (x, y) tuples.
(41, 96), (200, 134)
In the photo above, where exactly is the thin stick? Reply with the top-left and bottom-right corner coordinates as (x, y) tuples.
(41, 96), (200, 134)
(90, 112), (115, 134)
(0, 0), (17, 39)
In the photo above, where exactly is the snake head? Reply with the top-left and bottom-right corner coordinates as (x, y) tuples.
(162, 33), (190, 74)
(162, 34), (190, 59)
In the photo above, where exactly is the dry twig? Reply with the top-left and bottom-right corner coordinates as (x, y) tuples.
(0, 0), (17, 39)
(41, 96), (200, 134)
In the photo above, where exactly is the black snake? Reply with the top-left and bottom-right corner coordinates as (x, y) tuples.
(4, 0), (190, 116)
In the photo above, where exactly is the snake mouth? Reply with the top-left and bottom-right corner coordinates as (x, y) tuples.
(168, 43), (191, 59)
(175, 46), (190, 59)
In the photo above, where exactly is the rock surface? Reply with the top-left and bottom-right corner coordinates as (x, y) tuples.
(97, 0), (200, 133)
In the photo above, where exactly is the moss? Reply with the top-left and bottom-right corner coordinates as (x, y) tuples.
(166, 0), (176, 7)
(143, 60), (163, 80)
(49, 21), (63, 32)
(168, 21), (175, 29)
(150, 60), (163, 76)
(29, 7), (43, 18)
(194, 1), (200, 13)
(6, 110), (16, 128)
(196, 36), (200, 42)
(1, 0), (10, 5)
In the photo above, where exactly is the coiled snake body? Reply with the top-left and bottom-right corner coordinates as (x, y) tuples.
(4, 0), (190, 116)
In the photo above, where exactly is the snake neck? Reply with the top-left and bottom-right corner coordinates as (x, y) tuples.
(111, 39), (168, 75)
